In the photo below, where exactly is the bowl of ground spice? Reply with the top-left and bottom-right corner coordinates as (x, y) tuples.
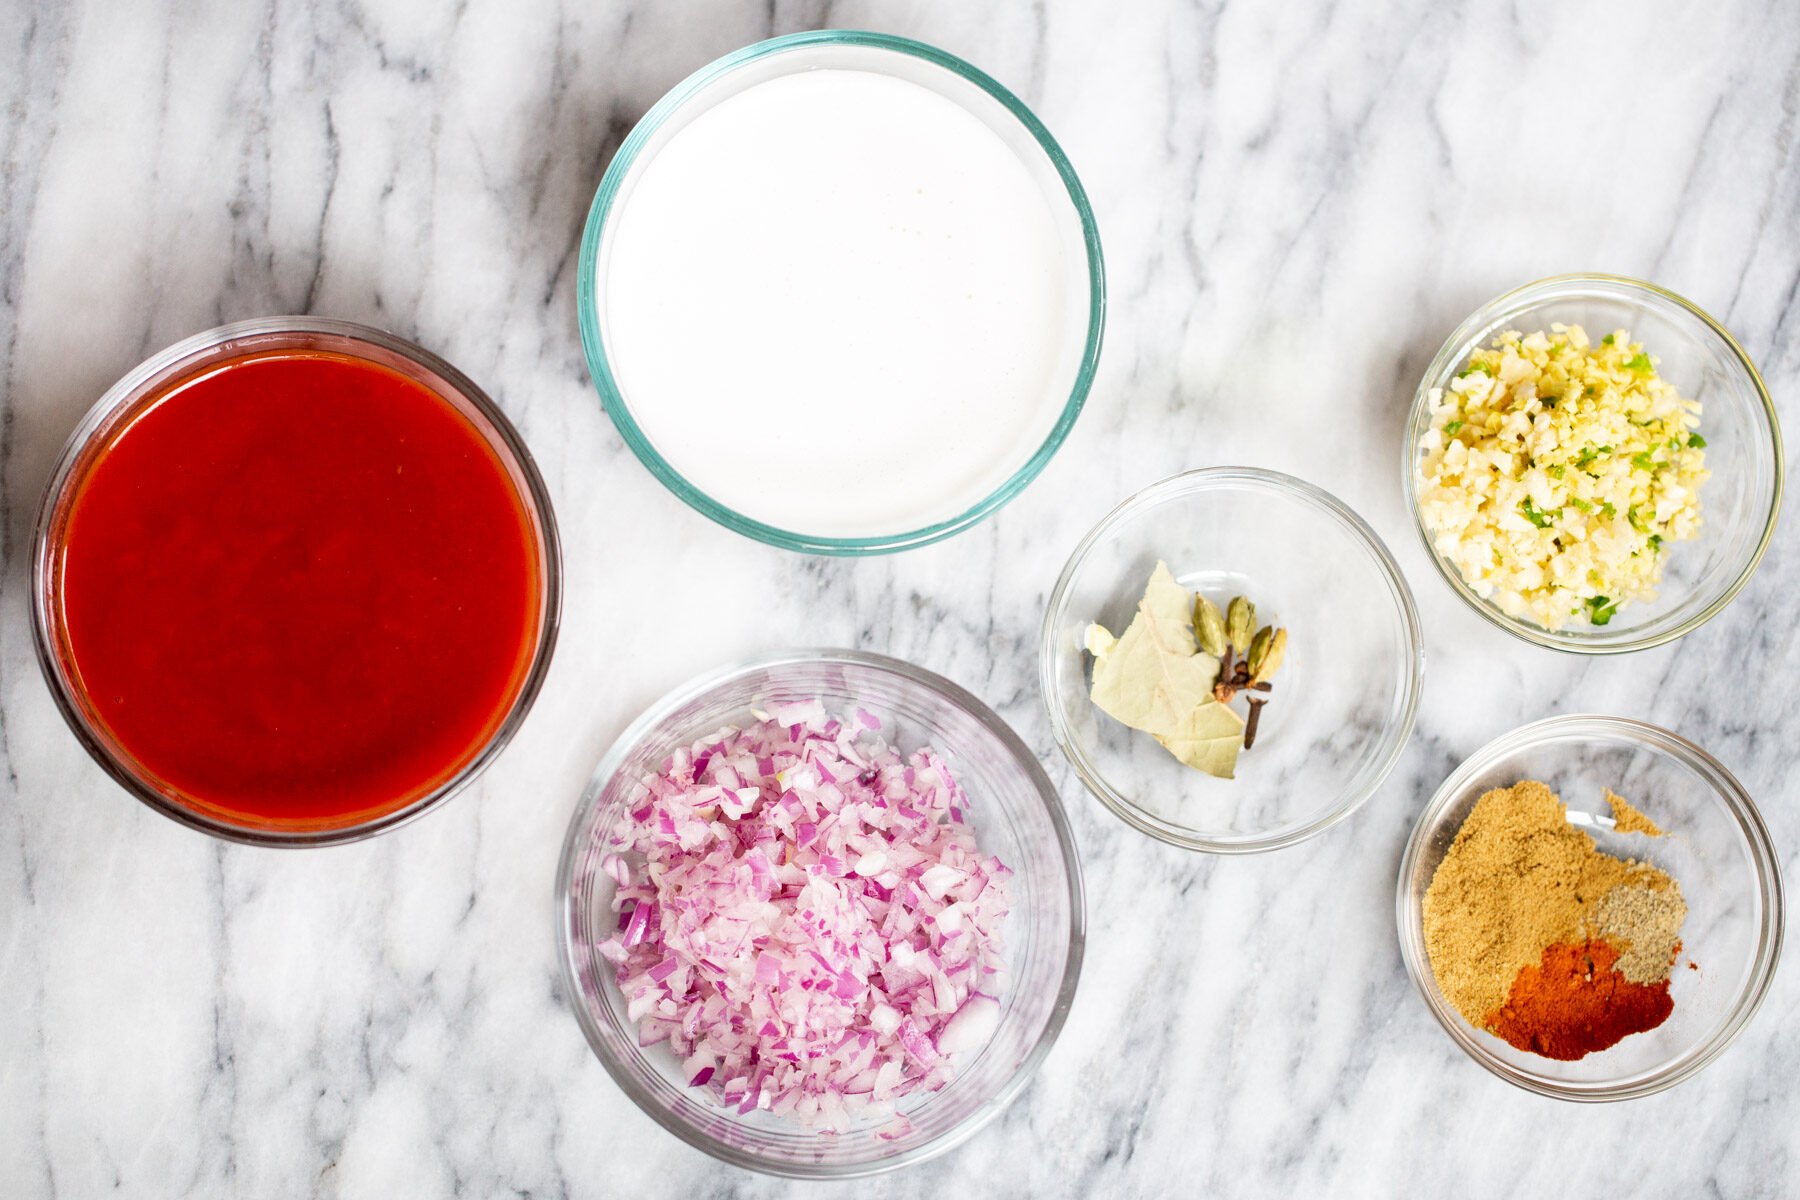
(1397, 714), (1782, 1100)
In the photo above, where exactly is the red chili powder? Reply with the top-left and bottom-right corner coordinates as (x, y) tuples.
(1485, 939), (1674, 1061)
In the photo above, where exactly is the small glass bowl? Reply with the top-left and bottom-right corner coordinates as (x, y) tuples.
(1040, 468), (1424, 853)
(1396, 715), (1783, 1100)
(1404, 274), (1783, 653)
(30, 317), (563, 847)
(556, 650), (1085, 1177)
(576, 30), (1105, 555)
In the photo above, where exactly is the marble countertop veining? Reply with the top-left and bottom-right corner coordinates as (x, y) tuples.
(3, 1), (1798, 1196)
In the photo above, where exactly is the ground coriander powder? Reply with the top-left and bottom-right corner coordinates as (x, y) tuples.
(1422, 780), (1686, 1059)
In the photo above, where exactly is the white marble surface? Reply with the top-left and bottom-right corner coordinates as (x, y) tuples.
(3, 1), (1797, 1195)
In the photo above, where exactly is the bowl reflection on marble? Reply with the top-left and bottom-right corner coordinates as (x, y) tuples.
(1404, 273), (1784, 653)
(1039, 467), (1425, 854)
(1397, 715), (1784, 1101)
(555, 650), (1084, 1178)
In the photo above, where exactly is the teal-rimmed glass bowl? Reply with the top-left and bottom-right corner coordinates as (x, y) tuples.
(575, 30), (1105, 555)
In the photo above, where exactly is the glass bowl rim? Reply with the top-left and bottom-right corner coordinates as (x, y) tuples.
(574, 29), (1108, 556)
(28, 315), (565, 848)
(1393, 712), (1786, 1101)
(552, 647), (1088, 1178)
(1038, 465), (1426, 854)
(1401, 272), (1785, 655)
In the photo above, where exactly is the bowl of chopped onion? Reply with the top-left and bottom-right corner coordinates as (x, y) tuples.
(556, 650), (1084, 1177)
(1406, 274), (1783, 653)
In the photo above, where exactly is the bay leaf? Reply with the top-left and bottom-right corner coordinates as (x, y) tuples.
(1135, 559), (1198, 657)
(1152, 696), (1246, 778)
(1086, 561), (1245, 779)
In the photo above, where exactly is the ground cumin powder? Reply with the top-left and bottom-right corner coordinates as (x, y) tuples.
(1608, 789), (1664, 837)
(1422, 780), (1685, 1058)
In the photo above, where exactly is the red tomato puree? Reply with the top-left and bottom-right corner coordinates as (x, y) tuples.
(53, 349), (542, 829)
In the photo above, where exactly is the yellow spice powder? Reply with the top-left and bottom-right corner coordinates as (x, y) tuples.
(1608, 789), (1665, 837)
(1422, 780), (1679, 1025)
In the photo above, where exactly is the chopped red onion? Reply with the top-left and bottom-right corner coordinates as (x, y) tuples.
(592, 704), (1012, 1131)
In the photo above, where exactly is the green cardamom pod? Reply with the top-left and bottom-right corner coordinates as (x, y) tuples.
(1251, 627), (1288, 684)
(1193, 593), (1228, 658)
(1226, 596), (1254, 653)
(1246, 625), (1273, 675)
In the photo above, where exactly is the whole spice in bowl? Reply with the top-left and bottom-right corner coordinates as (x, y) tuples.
(1423, 781), (1687, 1060)
(1082, 562), (1289, 778)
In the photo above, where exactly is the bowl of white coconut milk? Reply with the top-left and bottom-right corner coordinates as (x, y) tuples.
(577, 30), (1105, 554)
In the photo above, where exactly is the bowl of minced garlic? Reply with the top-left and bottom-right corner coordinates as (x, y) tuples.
(1423, 782), (1687, 1061)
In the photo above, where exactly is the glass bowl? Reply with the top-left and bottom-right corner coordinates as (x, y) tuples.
(575, 30), (1105, 555)
(555, 650), (1085, 1177)
(1396, 715), (1783, 1100)
(1404, 274), (1783, 653)
(1040, 467), (1424, 853)
(30, 317), (562, 847)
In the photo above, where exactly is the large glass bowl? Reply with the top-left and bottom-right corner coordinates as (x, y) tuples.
(1040, 467), (1424, 853)
(575, 30), (1105, 555)
(1404, 274), (1783, 652)
(556, 650), (1085, 1177)
(1396, 715), (1783, 1100)
(30, 317), (562, 847)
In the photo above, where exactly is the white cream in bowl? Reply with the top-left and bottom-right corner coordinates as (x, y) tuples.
(597, 65), (1091, 540)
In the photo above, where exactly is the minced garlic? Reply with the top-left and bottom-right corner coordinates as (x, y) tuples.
(1415, 324), (1707, 631)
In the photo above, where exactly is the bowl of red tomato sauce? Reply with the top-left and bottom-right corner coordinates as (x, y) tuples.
(31, 318), (561, 845)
